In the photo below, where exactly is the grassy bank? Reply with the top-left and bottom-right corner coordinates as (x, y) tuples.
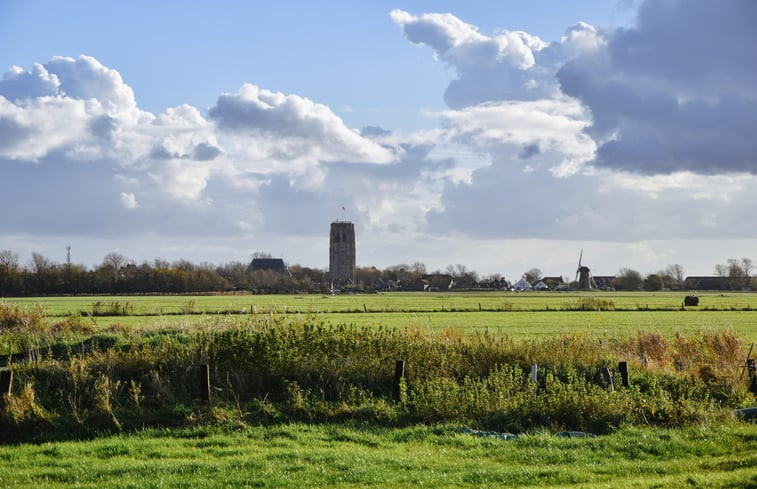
(0, 423), (755, 488)
(1, 300), (754, 442)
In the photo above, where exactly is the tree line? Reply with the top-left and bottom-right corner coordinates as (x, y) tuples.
(0, 250), (457, 296)
(0, 249), (754, 296)
(0, 250), (323, 296)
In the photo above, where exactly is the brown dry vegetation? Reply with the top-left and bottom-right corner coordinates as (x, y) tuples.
(0, 302), (754, 442)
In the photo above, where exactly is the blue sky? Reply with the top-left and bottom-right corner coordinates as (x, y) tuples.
(2, 0), (757, 280)
(0, 0), (636, 132)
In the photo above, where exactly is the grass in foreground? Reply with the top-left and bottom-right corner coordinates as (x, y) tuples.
(0, 423), (755, 488)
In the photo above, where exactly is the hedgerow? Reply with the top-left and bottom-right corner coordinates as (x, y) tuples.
(0, 304), (753, 441)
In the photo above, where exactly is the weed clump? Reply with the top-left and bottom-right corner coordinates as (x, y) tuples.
(561, 297), (616, 311)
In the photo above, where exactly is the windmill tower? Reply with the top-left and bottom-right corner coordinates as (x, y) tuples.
(574, 250), (597, 289)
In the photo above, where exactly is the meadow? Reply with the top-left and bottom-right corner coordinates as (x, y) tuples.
(1, 292), (756, 487)
(9, 291), (757, 316)
(5, 291), (757, 343)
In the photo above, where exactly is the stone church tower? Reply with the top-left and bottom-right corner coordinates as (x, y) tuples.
(329, 221), (355, 285)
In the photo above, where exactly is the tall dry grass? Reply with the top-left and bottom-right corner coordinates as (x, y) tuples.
(0, 308), (753, 440)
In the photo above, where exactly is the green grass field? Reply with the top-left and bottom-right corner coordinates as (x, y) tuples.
(0, 423), (755, 488)
(2, 292), (756, 488)
(9, 291), (757, 316)
(6, 291), (757, 343)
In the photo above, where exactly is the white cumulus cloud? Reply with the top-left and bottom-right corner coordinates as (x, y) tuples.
(120, 192), (139, 209)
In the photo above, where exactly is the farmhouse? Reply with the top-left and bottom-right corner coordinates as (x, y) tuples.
(683, 276), (731, 290)
(248, 258), (291, 277)
(421, 273), (454, 291)
(541, 276), (564, 288)
(592, 276), (616, 290)
(513, 278), (533, 291)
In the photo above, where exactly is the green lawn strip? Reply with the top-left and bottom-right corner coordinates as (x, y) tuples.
(318, 310), (757, 342)
(8, 292), (757, 318)
(0, 424), (755, 488)
(63, 309), (757, 344)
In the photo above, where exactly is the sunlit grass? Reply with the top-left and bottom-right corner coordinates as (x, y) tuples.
(0, 423), (755, 488)
(5, 292), (757, 343)
(8, 291), (757, 317)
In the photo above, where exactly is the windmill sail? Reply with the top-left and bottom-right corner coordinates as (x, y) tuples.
(576, 250), (595, 289)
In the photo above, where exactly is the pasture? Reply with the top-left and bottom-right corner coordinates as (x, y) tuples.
(1, 292), (756, 488)
(5, 291), (757, 343)
(9, 291), (757, 316)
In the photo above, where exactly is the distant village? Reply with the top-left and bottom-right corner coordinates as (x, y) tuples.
(0, 221), (754, 296)
(247, 221), (756, 294)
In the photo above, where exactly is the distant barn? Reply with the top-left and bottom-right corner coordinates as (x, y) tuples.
(248, 258), (291, 277)
(683, 276), (731, 290)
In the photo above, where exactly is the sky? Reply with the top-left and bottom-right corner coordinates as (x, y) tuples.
(1, 0), (756, 281)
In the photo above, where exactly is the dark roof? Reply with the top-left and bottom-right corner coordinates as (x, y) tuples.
(248, 258), (290, 275)
(683, 276), (730, 290)
(592, 276), (616, 286)
(542, 276), (564, 284)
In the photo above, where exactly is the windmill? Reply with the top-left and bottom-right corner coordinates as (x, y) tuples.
(574, 250), (597, 289)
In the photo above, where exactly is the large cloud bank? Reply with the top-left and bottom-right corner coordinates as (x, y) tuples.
(2, 0), (757, 271)
(558, 0), (757, 174)
(0, 55), (430, 240)
(391, 0), (757, 243)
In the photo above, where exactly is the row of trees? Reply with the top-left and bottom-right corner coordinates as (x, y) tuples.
(517, 264), (685, 291)
(1, 249), (755, 296)
(520, 259), (754, 291)
(611, 264), (685, 291)
(0, 250), (481, 296)
(611, 259), (755, 291)
(0, 250), (326, 296)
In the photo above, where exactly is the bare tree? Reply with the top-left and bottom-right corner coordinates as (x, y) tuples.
(713, 257), (754, 289)
(101, 252), (130, 271)
(742, 257), (753, 278)
(522, 268), (542, 284)
(665, 263), (685, 289)
(29, 252), (54, 274)
(409, 262), (427, 275)
(446, 264), (469, 277)
(0, 249), (19, 271)
(251, 251), (273, 259)
(28, 252), (57, 293)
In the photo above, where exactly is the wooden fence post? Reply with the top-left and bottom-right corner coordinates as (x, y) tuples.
(748, 359), (757, 394)
(0, 369), (12, 398)
(530, 364), (538, 383)
(393, 360), (405, 402)
(199, 364), (210, 403)
(618, 361), (629, 388)
(600, 367), (614, 392)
